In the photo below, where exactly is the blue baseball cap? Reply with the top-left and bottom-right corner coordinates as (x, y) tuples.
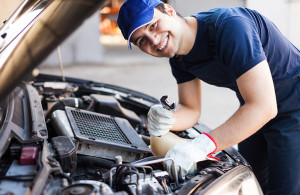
(117, 0), (163, 50)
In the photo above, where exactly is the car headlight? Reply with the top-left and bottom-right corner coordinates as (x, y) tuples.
(199, 165), (263, 195)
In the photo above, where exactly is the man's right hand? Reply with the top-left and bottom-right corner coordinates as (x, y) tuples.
(163, 133), (219, 180)
(147, 104), (176, 136)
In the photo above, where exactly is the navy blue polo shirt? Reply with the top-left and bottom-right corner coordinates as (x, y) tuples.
(169, 7), (300, 92)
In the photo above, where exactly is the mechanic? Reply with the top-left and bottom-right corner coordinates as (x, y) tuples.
(117, 0), (300, 194)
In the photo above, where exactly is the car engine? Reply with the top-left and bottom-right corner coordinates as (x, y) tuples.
(0, 74), (258, 195)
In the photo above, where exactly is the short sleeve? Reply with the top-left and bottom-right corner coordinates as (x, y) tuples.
(216, 17), (267, 79)
(169, 57), (196, 84)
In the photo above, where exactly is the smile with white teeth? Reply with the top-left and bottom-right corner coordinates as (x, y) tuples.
(158, 36), (168, 51)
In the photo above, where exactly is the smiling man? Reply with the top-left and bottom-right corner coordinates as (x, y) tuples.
(117, 0), (300, 194)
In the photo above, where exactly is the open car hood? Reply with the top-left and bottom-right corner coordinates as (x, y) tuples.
(0, 0), (107, 101)
(0, 1), (264, 194)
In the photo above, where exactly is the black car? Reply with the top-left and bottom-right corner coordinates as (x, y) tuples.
(0, 0), (263, 194)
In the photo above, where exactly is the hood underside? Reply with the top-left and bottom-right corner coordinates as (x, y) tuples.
(0, 0), (107, 101)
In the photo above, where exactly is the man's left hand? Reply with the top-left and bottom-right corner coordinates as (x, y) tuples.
(147, 104), (176, 136)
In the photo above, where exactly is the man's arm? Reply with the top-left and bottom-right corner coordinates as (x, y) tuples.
(210, 60), (278, 152)
(171, 78), (202, 130)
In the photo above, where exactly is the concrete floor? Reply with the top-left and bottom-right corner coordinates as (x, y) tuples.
(39, 44), (239, 129)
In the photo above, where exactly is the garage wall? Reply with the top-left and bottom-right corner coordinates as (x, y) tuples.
(289, 1), (300, 49)
(169, 0), (245, 16)
(247, 0), (300, 49)
(0, 0), (23, 28)
(41, 12), (103, 66)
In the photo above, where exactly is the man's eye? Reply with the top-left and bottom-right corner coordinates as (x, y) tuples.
(150, 22), (157, 30)
(139, 37), (146, 45)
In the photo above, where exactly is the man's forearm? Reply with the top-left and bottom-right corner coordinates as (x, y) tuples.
(209, 102), (277, 152)
(171, 104), (201, 131)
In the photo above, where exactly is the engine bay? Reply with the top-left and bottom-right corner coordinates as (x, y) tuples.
(0, 74), (250, 195)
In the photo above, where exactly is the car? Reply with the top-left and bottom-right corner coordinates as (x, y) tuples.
(0, 0), (263, 194)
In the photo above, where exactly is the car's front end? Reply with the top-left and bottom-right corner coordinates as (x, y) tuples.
(0, 0), (263, 194)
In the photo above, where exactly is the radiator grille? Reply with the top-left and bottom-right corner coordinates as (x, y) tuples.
(70, 110), (131, 145)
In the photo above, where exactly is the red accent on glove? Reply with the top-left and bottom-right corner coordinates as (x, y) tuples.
(202, 133), (220, 161)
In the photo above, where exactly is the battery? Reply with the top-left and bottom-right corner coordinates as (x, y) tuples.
(19, 147), (38, 165)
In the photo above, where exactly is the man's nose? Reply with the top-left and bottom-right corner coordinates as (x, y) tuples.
(148, 32), (159, 46)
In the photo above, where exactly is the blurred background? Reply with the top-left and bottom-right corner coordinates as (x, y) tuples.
(0, 0), (299, 129)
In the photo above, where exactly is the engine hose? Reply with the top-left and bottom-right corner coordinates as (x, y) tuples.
(77, 155), (115, 170)
(46, 98), (83, 119)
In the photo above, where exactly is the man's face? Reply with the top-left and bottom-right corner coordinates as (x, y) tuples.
(130, 7), (182, 58)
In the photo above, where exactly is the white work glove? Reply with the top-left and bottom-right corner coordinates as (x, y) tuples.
(147, 104), (176, 137)
(164, 133), (220, 180)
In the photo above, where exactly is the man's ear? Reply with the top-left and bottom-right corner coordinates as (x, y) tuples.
(164, 4), (176, 16)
